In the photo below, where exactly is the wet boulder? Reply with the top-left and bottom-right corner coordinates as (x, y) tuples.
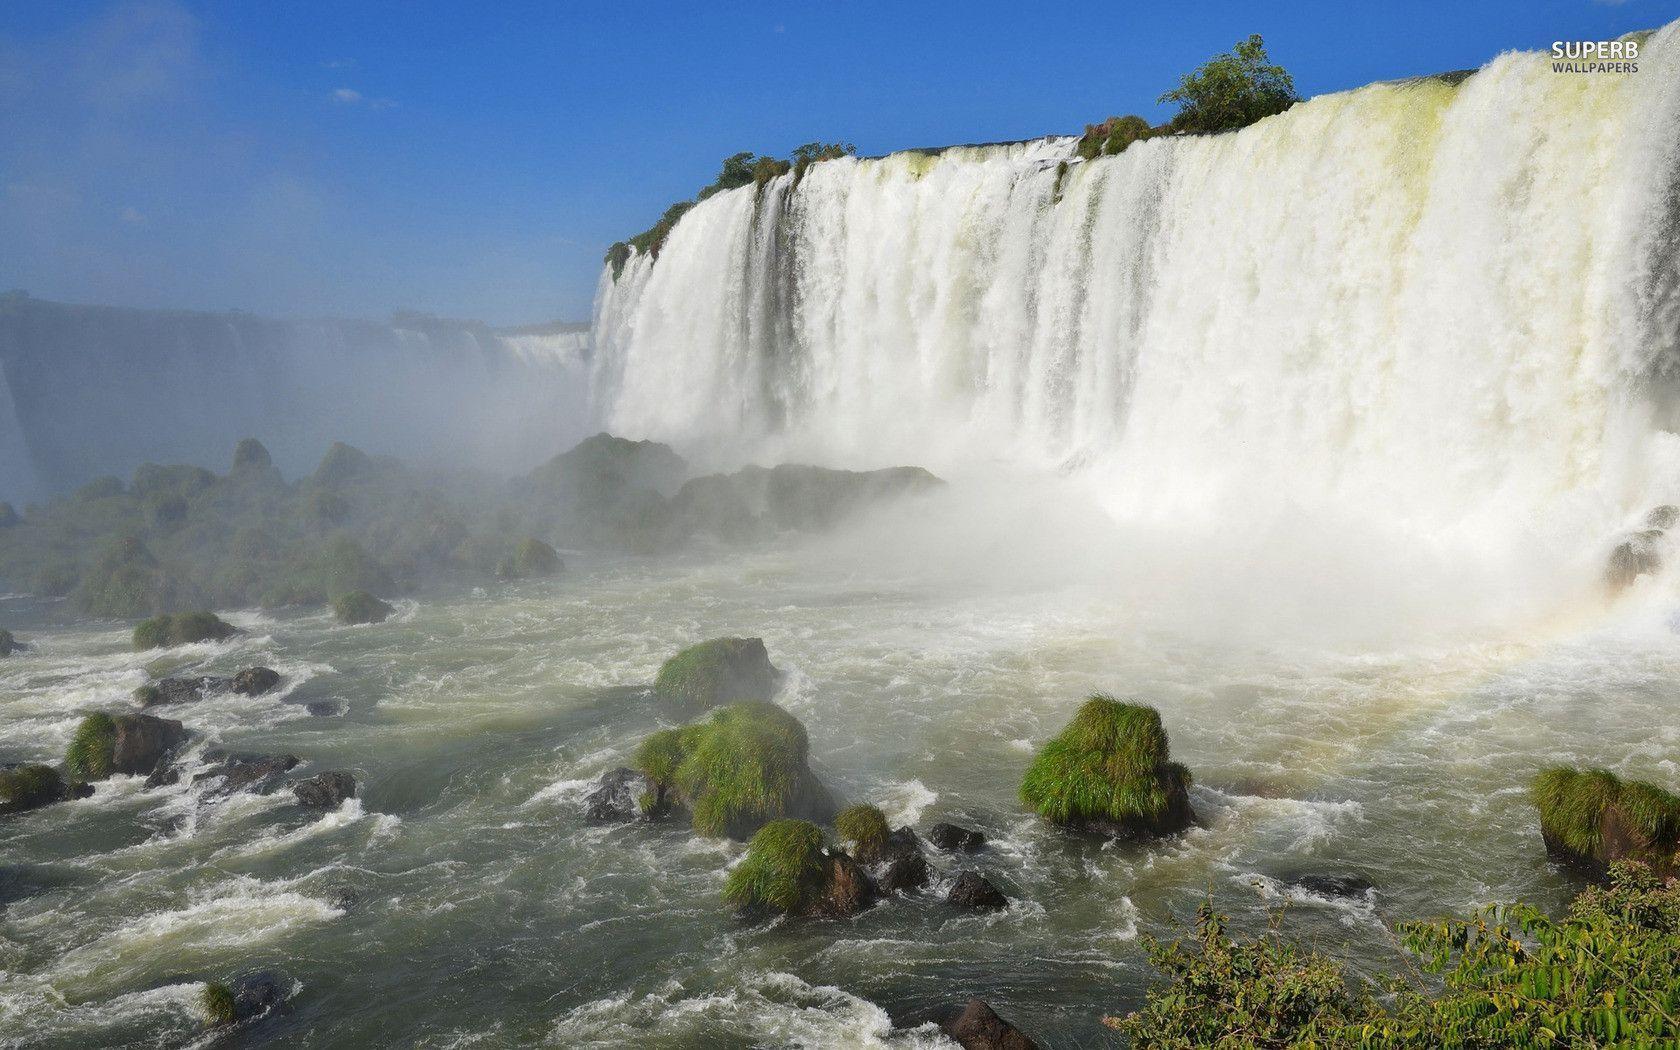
(293, 771), (357, 808)
(945, 998), (1040, 1050)
(1020, 697), (1195, 840)
(132, 611), (240, 650)
(304, 701), (344, 718)
(947, 871), (1009, 910)
(1606, 532), (1663, 592)
(1648, 505), (1679, 529)
(1, 764), (89, 815)
(584, 766), (660, 823)
(332, 590), (393, 625)
(928, 822), (987, 852)
(0, 629), (25, 657)
(67, 713), (188, 780)
(232, 667), (281, 696)
(193, 753), (301, 797)
(877, 825), (930, 892)
(653, 637), (780, 716)
(1287, 873), (1375, 901)
(723, 819), (876, 919)
(809, 851), (876, 918)
(1533, 766), (1680, 880)
(136, 676), (230, 708)
(204, 969), (287, 1026)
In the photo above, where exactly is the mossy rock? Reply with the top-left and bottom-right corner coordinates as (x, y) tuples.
(1020, 695), (1195, 839)
(634, 701), (835, 839)
(725, 818), (831, 914)
(332, 590), (394, 625)
(1533, 767), (1680, 879)
(654, 637), (779, 716)
(133, 611), (239, 650)
(835, 804), (891, 863)
(65, 714), (118, 780)
(65, 712), (188, 780)
(497, 537), (563, 579)
(202, 982), (237, 1026)
(0, 764), (71, 814)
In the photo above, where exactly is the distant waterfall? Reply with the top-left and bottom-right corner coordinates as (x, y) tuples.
(594, 26), (1680, 552)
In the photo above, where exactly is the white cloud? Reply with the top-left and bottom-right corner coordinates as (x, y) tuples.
(330, 86), (396, 110)
(331, 87), (362, 104)
(119, 206), (145, 224)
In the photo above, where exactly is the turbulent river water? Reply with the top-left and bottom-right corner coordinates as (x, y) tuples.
(8, 23), (1680, 1050)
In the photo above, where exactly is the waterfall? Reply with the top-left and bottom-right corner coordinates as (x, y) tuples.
(593, 27), (1680, 561)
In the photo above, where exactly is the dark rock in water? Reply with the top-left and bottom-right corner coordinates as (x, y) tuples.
(945, 998), (1040, 1050)
(193, 753), (300, 797)
(0, 629), (25, 657)
(1, 764), (80, 814)
(1648, 505), (1679, 530)
(111, 714), (188, 776)
(1607, 532), (1664, 591)
(584, 766), (658, 824)
(881, 851), (930, 894)
(928, 823), (987, 852)
(329, 888), (359, 911)
(1288, 873), (1375, 900)
(144, 761), (179, 789)
(666, 463), (944, 545)
(807, 852), (875, 918)
(138, 676), (230, 708)
(229, 969), (286, 1021)
(304, 701), (344, 718)
(332, 590), (394, 625)
(882, 825), (923, 863)
(232, 667), (281, 696)
(946, 871), (1009, 910)
(132, 611), (240, 651)
(293, 771), (356, 808)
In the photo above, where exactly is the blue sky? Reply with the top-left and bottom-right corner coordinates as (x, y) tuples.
(2, 0), (1674, 325)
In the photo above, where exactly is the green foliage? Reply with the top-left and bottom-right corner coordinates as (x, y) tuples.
(65, 713), (117, 780)
(132, 611), (238, 650)
(834, 803), (890, 862)
(77, 534), (199, 618)
(1533, 766), (1680, 865)
(1020, 695), (1192, 828)
(723, 818), (829, 914)
(332, 589), (394, 625)
(0, 764), (67, 812)
(1076, 114), (1158, 160)
(653, 637), (776, 716)
(1158, 34), (1300, 134)
(497, 536), (562, 579)
(201, 981), (237, 1026)
(634, 701), (818, 838)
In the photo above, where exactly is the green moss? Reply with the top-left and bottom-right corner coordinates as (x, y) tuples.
(201, 981), (237, 1026)
(65, 713), (117, 780)
(332, 589), (394, 625)
(1532, 766), (1680, 861)
(498, 536), (562, 579)
(1020, 695), (1193, 831)
(1076, 114), (1158, 160)
(723, 818), (829, 914)
(834, 804), (890, 862)
(0, 764), (66, 812)
(133, 611), (238, 650)
(653, 637), (776, 716)
(634, 702), (822, 839)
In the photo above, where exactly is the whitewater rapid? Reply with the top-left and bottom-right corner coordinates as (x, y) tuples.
(593, 27), (1680, 566)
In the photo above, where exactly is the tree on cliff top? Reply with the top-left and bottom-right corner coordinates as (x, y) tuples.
(1159, 34), (1299, 135)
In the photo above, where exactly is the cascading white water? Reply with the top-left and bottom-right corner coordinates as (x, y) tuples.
(593, 28), (1680, 576)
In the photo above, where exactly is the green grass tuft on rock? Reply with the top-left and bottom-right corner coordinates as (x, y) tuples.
(201, 981), (237, 1026)
(634, 701), (827, 839)
(65, 713), (118, 780)
(1020, 695), (1193, 836)
(332, 589), (394, 625)
(1532, 766), (1680, 870)
(834, 804), (890, 862)
(0, 764), (67, 812)
(723, 818), (829, 914)
(653, 637), (777, 716)
(497, 536), (563, 579)
(132, 611), (238, 651)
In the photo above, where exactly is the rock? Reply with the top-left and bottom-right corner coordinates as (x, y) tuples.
(1649, 505), (1679, 530)
(1607, 532), (1664, 591)
(947, 871), (1009, 910)
(144, 760), (179, 789)
(232, 667), (281, 696)
(665, 463), (945, 546)
(653, 637), (780, 716)
(137, 676), (230, 708)
(229, 970), (285, 1021)
(584, 766), (660, 823)
(293, 771), (356, 808)
(497, 537), (563, 579)
(132, 611), (240, 651)
(1021, 697), (1196, 840)
(111, 714), (188, 777)
(1288, 873), (1375, 900)
(0, 764), (77, 815)
(305, 701), (344, 718)
(807, 851), (875, 918)
(0, 629), (25, 657)
(1534, 767), (1680, 880)
(881, 851), (930, 894)
(945, 998), (1040, 1050)
(928, 823), (987, 852)
(332, 590), (393, 625)
(193, 753), (301, 797)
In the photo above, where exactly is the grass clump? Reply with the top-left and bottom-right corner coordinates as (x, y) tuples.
(634, 702), (825, 839)
(1020, 695), (1193, 836)
(723, 818), (830, 914)
(332, 589), (394, 625)
(834, 804), (890, 862)
(65, 713), (117, 780)
(0, 764), (67, 813)
(201, 981), (237, 1026)
(133, 611), (238, 650)
(1532, 766), (1680, 871)
(497, 536), (562, 579)
(654, 637), (777, 716)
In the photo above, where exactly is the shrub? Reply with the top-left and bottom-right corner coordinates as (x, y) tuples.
(653, 637), (778, 716)
(835, 804), (890, 862)
(133, 611), (238, 650)
(1020, 695), (1193, 836)
(332, 590), (394, 625)
(65, 713), (117, 780)
(201, 981), (237, 1026)
(0, 764), (68, 813)
(1076, 114), (1157, 160)
(1158, 34), (1300, 135)
(1532, 766), (1680, 873)
(634, 701), (825, 838)
(723, 818), (830, 914)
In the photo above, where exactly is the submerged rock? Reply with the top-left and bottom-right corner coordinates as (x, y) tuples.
(928, 822), (987, 852)
(1020, 696), (1195, 840)
(945, 998), (1040, 1050)
(304, 701), (344, 718)
(653, 637), (780, 716)
(132, 611), (240, 651)
(1287, 873), (1375, 900)
(947, 871), (1009, 910)
(232, 667), (281, 696)
(208, 969), (286, 1024)
(293, 771), (357, 808)
(584, 766), (659, 824)
(332, 590), (394, 625)
(137, 676), (230, 708)
(0, 629), (25, 657)
(1, 764), (89, 815)
(193, 753), (301, 797)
